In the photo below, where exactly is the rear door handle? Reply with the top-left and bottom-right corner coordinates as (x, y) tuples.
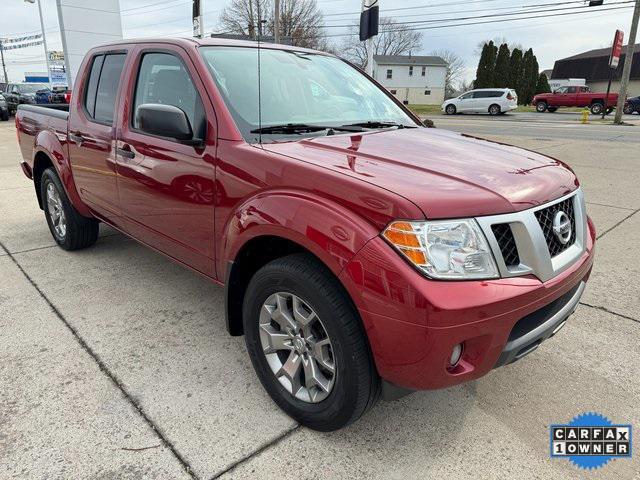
(69, 132), (84, 145)
(116, 146), (136, 160)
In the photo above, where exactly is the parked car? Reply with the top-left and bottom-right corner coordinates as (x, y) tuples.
(533, 86), (619, 114)
(442, 88), (518, 115)
(4, 83), (50, 114)
(16, 38), (595, 431)
(623, 96), (640, 115)
(0, 94), (9, 120)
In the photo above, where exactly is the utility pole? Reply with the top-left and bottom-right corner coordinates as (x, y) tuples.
(360, 0), (379, 76)
(614, 0), (640, 124)
(24, 0), (52, 87)
(192, 0), (204, 38)
(0, 40), (8, 84)
(274, 0), (281, 44)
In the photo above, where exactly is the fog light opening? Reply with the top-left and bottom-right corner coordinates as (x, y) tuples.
(449, 343), (464, 367)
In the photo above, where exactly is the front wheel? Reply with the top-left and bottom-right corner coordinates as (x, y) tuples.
(623, 104), (634, 115)
(535, 102), (548, 113)
(41, 168), (99, 250)
(0, 110), (8, 121)
(243, 253), (380, 431)
(445, 104), (456, 115)
(590, 102), (604, 115)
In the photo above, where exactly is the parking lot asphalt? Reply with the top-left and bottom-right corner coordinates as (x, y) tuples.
(1, 118), (639, 479)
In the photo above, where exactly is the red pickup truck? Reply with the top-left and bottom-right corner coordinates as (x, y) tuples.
(16, 38), (595, 431)
(533, 85), (619, 114)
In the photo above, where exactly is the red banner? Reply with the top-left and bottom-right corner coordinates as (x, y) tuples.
(609, 29), (624, 69)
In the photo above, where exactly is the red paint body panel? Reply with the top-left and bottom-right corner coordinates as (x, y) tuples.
(533, 90), (619, 108)
(15, 38), (597, 392)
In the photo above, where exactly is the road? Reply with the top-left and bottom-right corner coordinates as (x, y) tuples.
(425, 111), (640, 142)
(1, 120), (639, 479)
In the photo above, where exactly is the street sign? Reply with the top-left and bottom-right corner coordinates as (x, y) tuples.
(609, 29), (624, 69)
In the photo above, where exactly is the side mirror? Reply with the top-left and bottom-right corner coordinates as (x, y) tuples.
(135, 103), (196, 143)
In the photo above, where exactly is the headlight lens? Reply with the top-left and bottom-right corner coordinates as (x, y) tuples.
(383, 219), (499, 280)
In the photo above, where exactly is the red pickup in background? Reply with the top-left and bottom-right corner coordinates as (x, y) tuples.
(533, 85), (620, 114)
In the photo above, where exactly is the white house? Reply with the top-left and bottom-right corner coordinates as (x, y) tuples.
(372, 54), (448, 105)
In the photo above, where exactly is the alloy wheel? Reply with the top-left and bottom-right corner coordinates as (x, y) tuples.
(259, 292), (336, 403)
(46, 183), (66, 239)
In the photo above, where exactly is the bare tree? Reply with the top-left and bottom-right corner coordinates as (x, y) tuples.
(219, 0), (328, 50)
(341, 17), (423, 69)
(431, 49), (465, 99)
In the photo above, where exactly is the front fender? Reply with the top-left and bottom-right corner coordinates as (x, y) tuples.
(220, 190), (381, 280)
(33, 129), (92, 217)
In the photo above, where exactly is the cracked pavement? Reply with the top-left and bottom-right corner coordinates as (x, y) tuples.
(1, 118), (639, 479)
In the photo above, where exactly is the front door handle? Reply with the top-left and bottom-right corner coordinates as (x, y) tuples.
(69, 132), (84, 145)
(116, 145), (136, 160)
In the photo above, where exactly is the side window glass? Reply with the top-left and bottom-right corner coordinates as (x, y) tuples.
(133, 52), (206, 140)
(567, 87), (577, 94)
(94, 54), (126, 124)
(84, 55), (104, 118)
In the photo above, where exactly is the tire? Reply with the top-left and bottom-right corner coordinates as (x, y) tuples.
(535, 102), (548, 113)
(623, 104), (634, 115)
(547, 107), (558, 113)
(590, 102), (604, 115)
(445, 104), (456, 115)
(243, 253), (380, 431)
(488, 104), (501, 116)
(41, 168), (99, 250)
(0, 110), (8, 121)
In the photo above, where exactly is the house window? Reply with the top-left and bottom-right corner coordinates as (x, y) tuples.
(421, 66), (426, 76)
(409, 66), (413, 76)
(386, 69), (393, 79)
(424, 90), (431, 95)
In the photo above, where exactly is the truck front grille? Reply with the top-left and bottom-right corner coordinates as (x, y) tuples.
(491, 223), (520, 267)
(534, 197), (576, 257)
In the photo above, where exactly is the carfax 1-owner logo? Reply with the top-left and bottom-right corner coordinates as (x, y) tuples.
(550, 412), (633, 470)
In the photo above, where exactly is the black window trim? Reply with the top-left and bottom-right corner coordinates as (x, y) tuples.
(129, 48), (208, 145)
(82, 49), (128, 127)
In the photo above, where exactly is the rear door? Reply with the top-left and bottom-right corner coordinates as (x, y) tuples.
(115, 45), (216, 277)
(68, 51), (128, 226)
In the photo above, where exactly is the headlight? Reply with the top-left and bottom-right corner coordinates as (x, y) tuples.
(382, 219), (499, 280)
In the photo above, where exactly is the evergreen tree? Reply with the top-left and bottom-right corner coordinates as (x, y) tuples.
(508, 48), (523, 101)
(474, 41), (498, 88)
(494, 43), (511, 88)
(529, 54), (540, 101)
(536, 72), (551, 94)
(521, 48), (536, 105)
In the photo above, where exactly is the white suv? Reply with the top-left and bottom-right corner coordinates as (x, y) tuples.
(442, 88), (518, 115)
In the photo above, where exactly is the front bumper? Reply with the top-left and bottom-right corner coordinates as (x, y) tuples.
(339, 217), (595, 391)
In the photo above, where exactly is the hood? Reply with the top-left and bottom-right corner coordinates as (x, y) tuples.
(262, 128), (578, 219)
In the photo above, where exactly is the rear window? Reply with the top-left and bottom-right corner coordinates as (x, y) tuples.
(83, 53), (126, 124)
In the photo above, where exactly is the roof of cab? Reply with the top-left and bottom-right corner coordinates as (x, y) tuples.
(89, 37), (329, 56)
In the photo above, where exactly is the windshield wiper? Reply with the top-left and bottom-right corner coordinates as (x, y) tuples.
(251, 123), (364, 134)
(341, 121), (418, 130)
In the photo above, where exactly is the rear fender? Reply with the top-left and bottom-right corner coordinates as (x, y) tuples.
(33, 129), (92, 217)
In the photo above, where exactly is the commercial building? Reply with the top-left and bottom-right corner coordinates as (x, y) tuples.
(551, 43), (640, 96)
(372, 54), (448, 105)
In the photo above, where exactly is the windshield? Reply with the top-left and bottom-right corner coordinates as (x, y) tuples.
(199, 46), (415, 143)
(20, 84), (50, 93)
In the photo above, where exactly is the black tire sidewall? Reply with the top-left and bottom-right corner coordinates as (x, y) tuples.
(591, 103), (603, 114)
(536, 102), (547, 112)
(489, 104), (500, 115)
(243, 256), (375, 431)
(446, 104), (456, 115)
(41, 169), (68, 246)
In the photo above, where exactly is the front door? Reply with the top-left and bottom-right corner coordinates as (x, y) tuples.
(68, 52), (128, 225)
(115, 46), (216, 277)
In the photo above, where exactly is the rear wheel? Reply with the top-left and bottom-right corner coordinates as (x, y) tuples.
(243, 253), (380, 431)
(536, 102), (548, 113)
(0, 110), (8, 121)
(445, 104), (457, 115)
(41, 168), (99, 250)
(488, 104), (501, 116)
(590, 102), (604, 115)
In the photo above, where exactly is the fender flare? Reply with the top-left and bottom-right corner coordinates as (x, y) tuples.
(33, 130), (92, 217)
(220, 190), (381, 279)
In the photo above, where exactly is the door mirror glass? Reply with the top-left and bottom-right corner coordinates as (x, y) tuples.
(135, 103), (194, 142)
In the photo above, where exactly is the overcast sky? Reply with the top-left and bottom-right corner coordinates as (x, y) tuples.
(0, 0), (635, 84)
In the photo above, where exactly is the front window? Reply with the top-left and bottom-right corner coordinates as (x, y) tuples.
(199, 47), (415, 143)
